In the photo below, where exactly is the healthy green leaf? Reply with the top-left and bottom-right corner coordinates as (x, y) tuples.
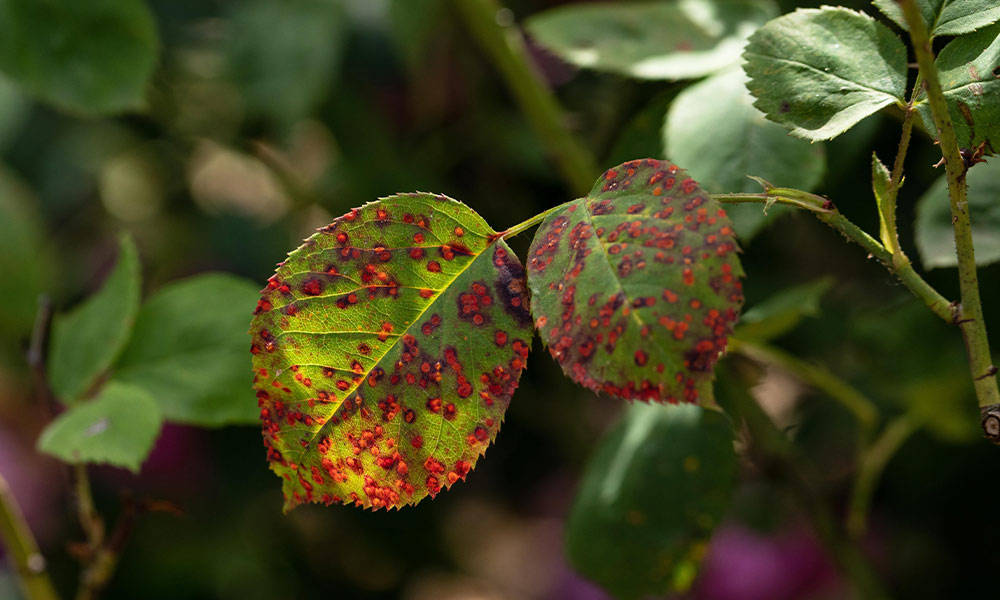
(526, 159), (744, 404)
(0, 168), (53, 341)
(249, 195), (533, 511)
(114, 274), (261, 427)
(916, 158), (1000, 268)
(743, 7), (908, 141)
(664, 67), (826, 239)
(872, 0), (1000, 37)
(734, 278), (834, 343)
(0, 0), (158, 114)
(227, 0), (346, 126)
(37, 381), (162, 472)
(525, 0), (777, 80)
(48, 234), (141, 403)
(913, 22), (1000, 150)
(565, 402), (736, 599)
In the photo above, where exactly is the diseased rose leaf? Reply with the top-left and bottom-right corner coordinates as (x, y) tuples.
(743, 7), (908, 141)
(913, 22), (1000, 150)
(249, 194), (532, 511)
(526, 159), (744, 404)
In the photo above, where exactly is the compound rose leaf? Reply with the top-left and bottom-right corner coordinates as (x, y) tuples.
(249, 194), (532, 511)
(526, 159), (744, 404)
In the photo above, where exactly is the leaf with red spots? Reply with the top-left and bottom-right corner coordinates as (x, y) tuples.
(249, 194), (532, 511)
(526, 159), (743, 404)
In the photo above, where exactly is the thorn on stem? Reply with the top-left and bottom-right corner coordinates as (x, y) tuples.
(975, 366), (999, 381)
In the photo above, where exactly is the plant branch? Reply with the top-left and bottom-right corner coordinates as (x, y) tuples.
(722, 362), (888, 600)
(451, 0), (598, 196)
(0, 473), (59, 600)
(847, 414), (920, 540)
(900, 0), (1000, 409)
(728, 338), (878, 434)
(712, 192), (953, 322)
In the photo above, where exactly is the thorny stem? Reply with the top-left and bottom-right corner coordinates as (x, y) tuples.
(847, 415), (920, 540)
(713, 192), (954, 322)
(728, 338), (878, 435)
(899, 0), (1000, 409)
(0, 473), (59, 600)
(722, 362), (889, 600)
(451, 0), (598, 196)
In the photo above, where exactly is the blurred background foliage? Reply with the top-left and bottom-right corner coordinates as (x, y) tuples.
(0, 0), (999, 598)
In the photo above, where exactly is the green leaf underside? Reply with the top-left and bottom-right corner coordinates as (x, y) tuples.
(873, 0), (1000, 37)
(48, 234), (141, 403)
(114, 274), (261, 426)
(664, 67), (826, 239)
(526, 159), (744, 404)
(37, 381), (162, 472)
(525, 0), (777, 80)
(914, 22), (1000, 149)
(565, 402), (737, 599)
(916, 158), (1000, 268)
(249, 194), (532, 511)
(0, 0), (158, 114)
(743, 6), (907, 141)
(735, 277), (834, 342)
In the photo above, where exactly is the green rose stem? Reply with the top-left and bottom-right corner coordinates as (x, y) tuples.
(899, 0), (1000, 416)
(451, 0), (599, 196)
(0, 473), (59, 600)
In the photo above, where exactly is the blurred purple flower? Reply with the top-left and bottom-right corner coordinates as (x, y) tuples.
(692, 524), (843, 600)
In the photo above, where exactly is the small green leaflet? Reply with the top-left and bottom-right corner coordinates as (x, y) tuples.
(249, 194), (532, 511)
(526, 160), (744, 404)
(48, 234), (141, 403)
(37, 381), (162, 473)
(872, 0), (1000, 37)
(743, 7), (907, 141)
(0, 0), (158, 114)
(664, 67), (826, 239)
(525, 0), (777, 80)
(114, 273), (261, 426)
(913, 22), (1000, 150)
(565, 402), (737, 599)
(916, 158), (1000, 269)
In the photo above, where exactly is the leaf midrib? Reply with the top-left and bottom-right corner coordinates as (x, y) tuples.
(288, 235), (499, 466)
